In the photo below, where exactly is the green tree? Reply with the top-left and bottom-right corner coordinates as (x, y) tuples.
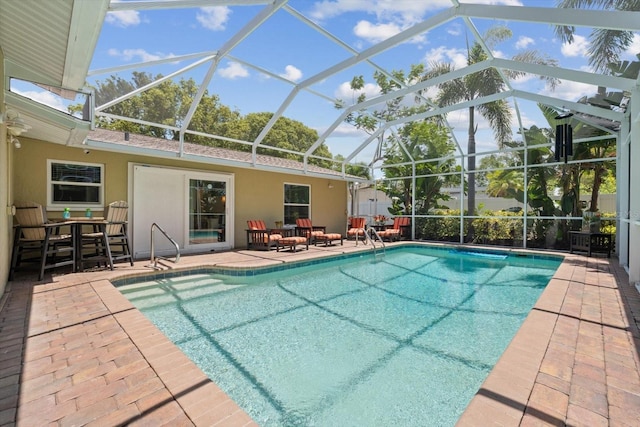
(331, 155), (371, 179)
(555, 0), (640, 73)
(477, 153), (517, 188)
(93, 72), (239, 139)
(383, 121), (460, 215)
(423, 26), (558, 240)
(486, 126), (556, 215)
(539, 105), (616, 216)
(89, 73), (332, 167)
(485, 126), (558, 244)
(230, 112), (333, 168)
(336, 65), (428, 163)
(567, 131), (616, 213)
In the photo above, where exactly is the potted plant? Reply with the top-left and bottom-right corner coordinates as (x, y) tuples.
(373, 214), (388, 226)
(582, 210), (601, 233)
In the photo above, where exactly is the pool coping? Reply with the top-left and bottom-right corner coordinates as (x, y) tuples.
(4, 241), (639, 426)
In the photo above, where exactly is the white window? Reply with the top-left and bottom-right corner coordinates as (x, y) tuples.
(47, 160), (104, 210)
(284, 183), (310, 225)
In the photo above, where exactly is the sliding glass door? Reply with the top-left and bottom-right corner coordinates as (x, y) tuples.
(188, 179), (226, 245)
(132, 165), (233, 257)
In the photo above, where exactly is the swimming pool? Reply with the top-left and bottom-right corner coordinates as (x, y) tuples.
(116, 245), (562, 426)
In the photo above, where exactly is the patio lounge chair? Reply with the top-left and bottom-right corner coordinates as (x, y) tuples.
(9, 202), (75, 281)
(296, 218), (343, 247)
(295, 218), (326, 244)
(246, 220), (282, 250)
(346, 217), (366, 241)
(378, 217), (411, 242)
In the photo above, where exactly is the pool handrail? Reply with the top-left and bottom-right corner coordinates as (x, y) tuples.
(357, 226), (385, 257)
(149, 222), (181, 269)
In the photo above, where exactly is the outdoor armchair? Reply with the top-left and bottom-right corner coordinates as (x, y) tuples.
(246, 220), (283, 250)
(346, 217), (366, 241)
(378, 217), (411, 242)
(295, 218), (326, 244)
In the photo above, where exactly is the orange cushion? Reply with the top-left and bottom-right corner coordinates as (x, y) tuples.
(378, 229), (400, 236)
(347, 228), (365, 236)
(265, 234), (282, 243)
(279, 236), (307, 245)
(349, 217), (366, 229)
(296, 218), (313, 228)
(317, 233), (342, 240)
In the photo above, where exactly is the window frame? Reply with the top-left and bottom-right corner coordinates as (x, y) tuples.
(47, 159), (105, 210)
(283, 182), (310, 225)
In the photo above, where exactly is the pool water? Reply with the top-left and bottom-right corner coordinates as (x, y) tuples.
(117, 246), (561, 426)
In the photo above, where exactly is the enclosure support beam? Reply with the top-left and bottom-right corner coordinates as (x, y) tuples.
(628, 87), (640, 283)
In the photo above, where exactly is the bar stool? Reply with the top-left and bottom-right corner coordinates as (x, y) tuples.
(81, 201), (133, 270)
(9, 202), (75, 280)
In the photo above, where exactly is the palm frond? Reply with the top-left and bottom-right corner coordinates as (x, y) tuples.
(478, 100), (512, 146)
(588, 28), (634, 73)
(509, 51), (560, 89)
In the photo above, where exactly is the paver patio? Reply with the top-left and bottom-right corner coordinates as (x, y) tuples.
(1, 242), (638, 426)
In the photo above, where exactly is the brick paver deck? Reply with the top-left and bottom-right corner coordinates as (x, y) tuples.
(1, 243), (638, 426)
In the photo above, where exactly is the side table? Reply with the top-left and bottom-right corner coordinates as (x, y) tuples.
(569, 231), (613, 257)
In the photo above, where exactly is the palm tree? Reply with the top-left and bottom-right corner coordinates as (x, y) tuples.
(422, 26), (558, 240)
(555, 0), (640, 73)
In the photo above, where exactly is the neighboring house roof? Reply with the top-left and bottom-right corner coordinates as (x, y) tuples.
(88, 128), (361, 181)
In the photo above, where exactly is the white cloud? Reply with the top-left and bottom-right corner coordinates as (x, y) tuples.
(280, 65), (303, 82)
(423, 46), (468, 70)
(515, 36), (535, 49)
(446, 108), (472, 130)
(510, 72), (536, 86)
(447, 23), (462, 37)
(218, 62), (249, 79)
(324, 122), (371, 138)
(334, 81), (380, 105)
(511, 110), (537, 131)
(197, 6), (231, 31)
(492, 49), (506, 59)
(540, 78), (594, 103)
(353, 20), (401, 44)
(471, 0), (523, 5)
(13, 89), (67, 112)
(309, 0), (521, 24)
(419, 85), (439, 100)
(561, 34), (589, 57)
(624, 33), (640, 59)
(108, 48), (173, 62)
(105, 10), (141, 27)
(309, 0), (450, 23)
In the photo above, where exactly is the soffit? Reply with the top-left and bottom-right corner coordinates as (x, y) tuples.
(1, 0), (108, 145)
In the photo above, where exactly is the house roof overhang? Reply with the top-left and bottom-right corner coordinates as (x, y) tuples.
(1, 0), (108, 144)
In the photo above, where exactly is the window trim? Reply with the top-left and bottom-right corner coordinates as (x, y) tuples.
(47, 159), (104, 210)
(284, 182), (311, 225)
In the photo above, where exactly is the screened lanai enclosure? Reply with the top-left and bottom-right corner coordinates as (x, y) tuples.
(2, 1), (640, 278)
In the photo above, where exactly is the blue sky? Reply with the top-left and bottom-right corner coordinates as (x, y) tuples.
(15, 0), (640, 165)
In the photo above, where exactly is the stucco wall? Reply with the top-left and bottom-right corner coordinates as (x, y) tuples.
(12, 139), (348, 252)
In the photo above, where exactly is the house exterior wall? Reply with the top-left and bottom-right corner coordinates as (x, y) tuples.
(1, 47), (9, 296)
(12, 139), (348, 253)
